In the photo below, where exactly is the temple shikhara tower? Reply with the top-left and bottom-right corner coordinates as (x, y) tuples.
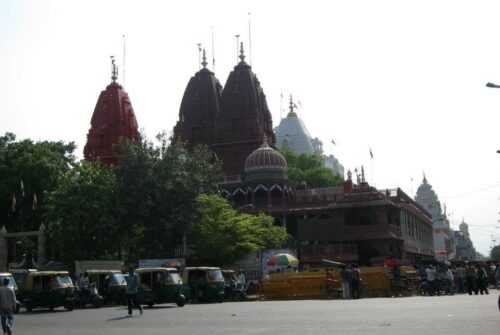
(174, 44), (274, 181)
(84, 57), (139, 166)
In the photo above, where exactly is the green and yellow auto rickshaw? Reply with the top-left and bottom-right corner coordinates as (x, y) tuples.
(85, 270), (127, 305)
(182, 267), (225, 303)
(136, 267), (186, 307)
(18, 271), (75, 312)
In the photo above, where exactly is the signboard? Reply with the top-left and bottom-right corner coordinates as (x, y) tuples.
(139, 258), (185, 269)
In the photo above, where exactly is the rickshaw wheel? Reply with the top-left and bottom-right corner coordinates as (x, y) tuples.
(176, 295), (186, 307)
(25, 304), (32, 313)
(147, 302), (154, 308)
(64, 302), (74, 311)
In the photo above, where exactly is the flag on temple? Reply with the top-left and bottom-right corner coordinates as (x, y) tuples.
(369, 148), (374, 159)
(11, 194), (16, 213)
(32, 193), (38, 210)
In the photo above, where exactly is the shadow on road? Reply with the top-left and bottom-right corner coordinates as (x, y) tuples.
(107, 315), (132, 322)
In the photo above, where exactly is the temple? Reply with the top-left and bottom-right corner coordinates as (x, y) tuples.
(84, 57), (140, 166)
(174, 47), (434, 267)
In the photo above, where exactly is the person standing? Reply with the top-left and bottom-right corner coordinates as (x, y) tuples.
(0, 278), (16, 335)
(495, 263), (500, 289)
(477, 264), (489, 295)
(126, 267), (143, 316)
(351, 264), (362, 299)
(465, 264), (478, 295)
(425, 265), (436, 296)
(455, 264), (466, 293)
(340, 265), (352, 299)
(445, 267), (454, 295)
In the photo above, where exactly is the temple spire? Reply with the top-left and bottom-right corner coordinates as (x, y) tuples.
(289, 94), (295, 113)
(110, 56), (118, 83)
(239, 42), (246, 63)
(423, 171), (427, 184)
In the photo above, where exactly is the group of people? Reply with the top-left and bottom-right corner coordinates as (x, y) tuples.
(419, 262), (499, 296)
(339, 264), (362, 299)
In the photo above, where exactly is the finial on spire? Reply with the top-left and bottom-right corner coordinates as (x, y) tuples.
(361, 166), (366, 183)
(201, 49), (208, 68)
(423, 171), (427, 184)
(110, 56), (118, 83)
(289, 94), (295, 113)
(261, 133), (269, 147)
(239, 42), (246, 62)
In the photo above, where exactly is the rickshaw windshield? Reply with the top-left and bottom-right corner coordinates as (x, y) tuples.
(110, 273), (127, 285)
(168, 272), (182, 284)
(207, 270), (224, 282)
(55, 275), (73, 287)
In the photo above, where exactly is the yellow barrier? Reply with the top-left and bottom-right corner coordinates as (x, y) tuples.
(258, 266), (417, 300)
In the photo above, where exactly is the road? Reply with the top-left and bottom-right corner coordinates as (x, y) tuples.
(15, 292), (500, 335)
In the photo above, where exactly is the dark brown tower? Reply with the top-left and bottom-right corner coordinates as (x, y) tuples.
(213, 43), (275, 180)
(84, 57), (139, 166)
(173, 49), (222, 146)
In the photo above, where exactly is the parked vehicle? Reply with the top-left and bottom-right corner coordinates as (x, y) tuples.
(84, 270), (127, 305)
(75, 283), (104, 308)
(182, 267), (225, 303)
(17, 271), (75, 312)
(135, 267), (186, 307)
(222, 270), (246, 301)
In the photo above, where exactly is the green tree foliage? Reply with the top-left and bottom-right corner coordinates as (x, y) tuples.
(45, 161), (118, 264)
(490, 245), (500, 261)
(280, 148), (343, 188)
(114, 134), (222, 261)
(191, 194), (288, 266)
(0, 132), (76, 232)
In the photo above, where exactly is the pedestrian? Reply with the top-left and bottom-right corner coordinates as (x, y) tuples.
(126, 267), (143, 316)
(425, 265), (437, 296)
(351, 264), (361, 299)
(455, 264), (466, 293)
(0, 278), (16, 335)
(465, 264), (478, 295)
(445, 267), (454, 295)
(340, 265), (352, 299)
(495, 263), (500, 289)
(476, 264), (489, 295)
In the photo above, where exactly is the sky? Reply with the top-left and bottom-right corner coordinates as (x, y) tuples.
(2, 0), (500, 255)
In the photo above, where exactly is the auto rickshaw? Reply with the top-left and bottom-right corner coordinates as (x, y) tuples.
(84, 270), (127, 305)
(182, 267), (225, 303)
(18, 271), (75, 312)
(0, 273), (21, 313)
(135, 267), (186, 307)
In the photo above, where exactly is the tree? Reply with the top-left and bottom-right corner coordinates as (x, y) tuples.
(191, 194), (288, 266)
(45, 161), (119, 264)
(114, 134), (222, 261)
(0, 132), (76, 232)
(280, 148), (343, 188)
(490, 246), (500, 261)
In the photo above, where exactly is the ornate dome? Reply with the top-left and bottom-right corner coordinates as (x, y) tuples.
(275, 96), (314, 155)
(244, 139), (288, 183)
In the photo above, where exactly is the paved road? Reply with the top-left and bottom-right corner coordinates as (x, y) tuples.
(15, 292), (500, 335)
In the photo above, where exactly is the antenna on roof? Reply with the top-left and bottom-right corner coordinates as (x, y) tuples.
(248, 12), (252, 66)
(197, 43), (202, 69)
(211, 26), (215, 71)
(122, 34), (126, 86)
(110, 56), (118, 83)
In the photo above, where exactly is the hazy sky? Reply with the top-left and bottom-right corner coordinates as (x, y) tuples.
(2, 0), (500, 255)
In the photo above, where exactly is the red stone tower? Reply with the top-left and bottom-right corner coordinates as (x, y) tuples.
(84, 57), (139, 166)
